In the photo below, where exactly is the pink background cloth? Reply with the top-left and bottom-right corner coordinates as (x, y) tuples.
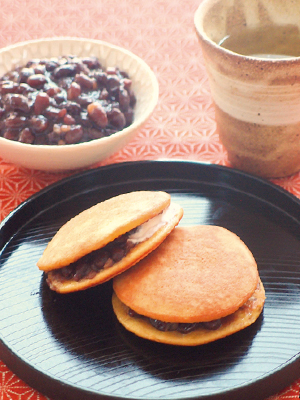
(0, 0), (299, 398)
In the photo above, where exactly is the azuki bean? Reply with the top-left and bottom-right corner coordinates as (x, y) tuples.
(122, 78), (132, 90)
(91, 250), (110, 271)
(0, 55), (135, 145)
(44, 106), (67, 120)
(29, 115), (49, 133)
(129, 309), (223, 334)
(177, 323), (198, 334)
(46, 86), (61, 97)
(67, 82), (81, 100)
(33, 64), (46, 75)
(74, 73), (95, 90)
(4, 94), (30, 113)
(63, 114), (76, 125)
(118, 87), (130, 111)
(106, 75), (120, 92)
(34, 92), (50, 114)
(99, 88), (109, 100)
(87, 102), (108, 128)
(34, 134), (49, 145)
(0, 81), (19, 95)
(124, 109), (134, 125)
(17, 83), (36, 95)
(53, 92), (66, 104)
(27, 74), (48, 88)
(202, 319), (222, 330)
(76, 94), (94, 107)
(48, 130), (62, 144)
(19, 127), (34, 144)
(94, 71), (107, 86)
(111, 247), (126, 263)
(59, 265), (74, 279)
(64, 125), (84, 144)
(130, 91), (137, 107)
(63, 101), (81, 115)
(45, 61), (59, 71)
(53, 64), (77, 79)
(149, 319), (179, 332)
(4, 129), (19, 140)
(87, 127), (105, 139)
(18, 68), (35, 83)
(107, 108), (126, 129)
(73, 262), (90, 281)
(82, 56), (101, 70)
(5, 114), (27, 128)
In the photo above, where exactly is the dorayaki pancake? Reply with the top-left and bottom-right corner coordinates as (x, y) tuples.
(112, 225), (265, 346)
(37, 191), (183, 293)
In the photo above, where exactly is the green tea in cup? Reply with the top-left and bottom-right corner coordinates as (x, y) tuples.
(195, 0), (300, 178)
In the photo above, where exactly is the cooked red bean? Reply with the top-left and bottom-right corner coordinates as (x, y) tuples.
(49, 231), (135, 283)
(107, 108), (126, 129)
(29, 115), (49, 133)
(74, 73), (95, 90)
(53, 64), (77, 79)
(44, 106), (67, 120)
(0, 55), (135, 145)
(87, 102), (108, 128)
(82, 56), (101, 69)
(4, 94), (30, 113)
(19, 68), (35, 83)
(34, 92), (50, 114)
(67, 82), (81, 100)
(46, 86), (61, 97)
(3, 129), (19, 140)
(119, 87), (130, 111)
(0, 82), (18, 94)
(129, 310), (223, 334)
(5, 114), (27, 128)
(63, 114), (76, 125)
(27, 74), (48, 88)
(19, 127), (35, 144)
(64, 125), (84, 144)
(106, 75), (120, 91)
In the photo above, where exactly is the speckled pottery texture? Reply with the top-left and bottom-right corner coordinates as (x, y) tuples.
(194, 0), (300, 178)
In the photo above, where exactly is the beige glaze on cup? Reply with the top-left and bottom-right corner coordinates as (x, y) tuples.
(194, 0), (300, 178)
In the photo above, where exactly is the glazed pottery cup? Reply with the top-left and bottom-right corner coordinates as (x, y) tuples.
(194, 0), (300, 178)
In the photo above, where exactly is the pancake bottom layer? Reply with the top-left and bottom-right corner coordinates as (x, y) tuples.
(112, 279), (265, 346)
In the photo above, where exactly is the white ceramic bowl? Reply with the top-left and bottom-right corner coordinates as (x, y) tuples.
(0, 37), (159, 171)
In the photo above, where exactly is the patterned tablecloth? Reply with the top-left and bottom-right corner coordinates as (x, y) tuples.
(0, 0), (300, 399)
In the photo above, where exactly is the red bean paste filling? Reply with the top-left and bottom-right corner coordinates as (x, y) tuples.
(49, 229), (137, 283)
(127, 308), (222, 334)
(0, 55), (136, 144)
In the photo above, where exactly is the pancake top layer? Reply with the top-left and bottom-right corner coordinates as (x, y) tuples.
(113, 225), (259, 323)
(37, 191), (171, 272)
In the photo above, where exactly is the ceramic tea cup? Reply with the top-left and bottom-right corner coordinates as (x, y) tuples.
(194, 0), (300, 178)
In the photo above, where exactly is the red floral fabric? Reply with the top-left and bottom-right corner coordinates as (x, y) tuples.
(0, 0), (300, 398)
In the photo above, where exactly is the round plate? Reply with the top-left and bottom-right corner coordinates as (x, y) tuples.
(1, 160), (300, 400)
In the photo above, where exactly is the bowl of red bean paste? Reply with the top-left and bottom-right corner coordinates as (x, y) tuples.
(0, 38), (159, 171)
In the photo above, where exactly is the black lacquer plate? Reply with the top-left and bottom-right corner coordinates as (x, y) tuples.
(1, 160), (300, 400)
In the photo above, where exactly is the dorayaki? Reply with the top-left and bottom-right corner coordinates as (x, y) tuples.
(112, 225), (265, 346)
(37, 191), (183, 293)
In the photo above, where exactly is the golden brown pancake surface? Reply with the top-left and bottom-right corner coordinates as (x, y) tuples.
(38, 191), (172, 272)
(113, 225), (260, 324)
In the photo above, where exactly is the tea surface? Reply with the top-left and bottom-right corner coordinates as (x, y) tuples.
(219, 25), (300, 58)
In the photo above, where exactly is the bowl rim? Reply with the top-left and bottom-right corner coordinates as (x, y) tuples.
(0, 36), (159, 152)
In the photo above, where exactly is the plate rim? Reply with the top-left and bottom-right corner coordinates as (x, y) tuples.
(1, 160), (300, 400)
